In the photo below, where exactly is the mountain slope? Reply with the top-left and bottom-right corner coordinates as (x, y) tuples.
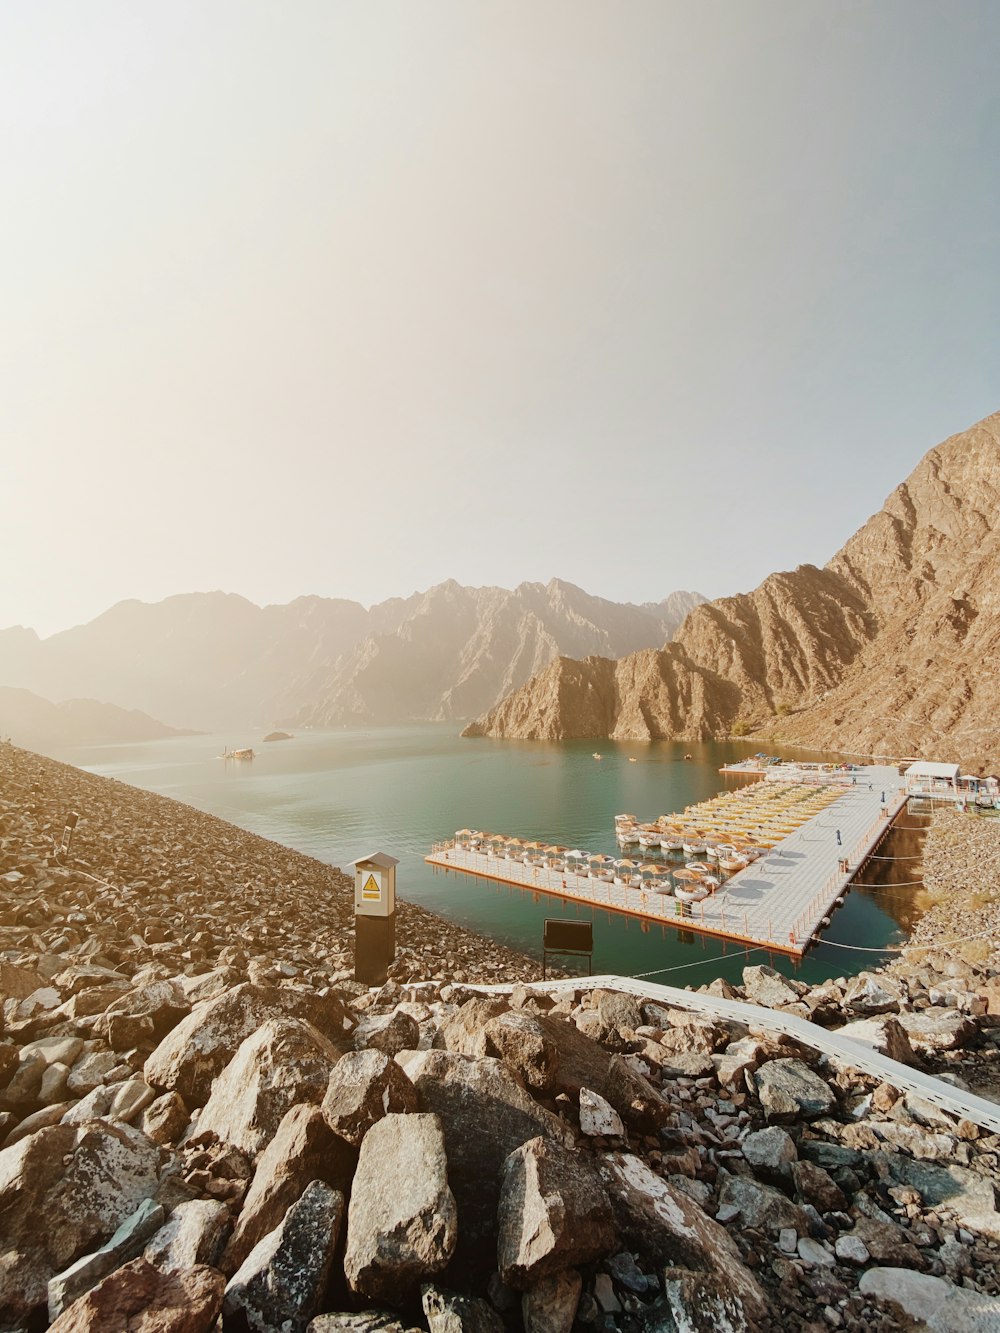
(465, 411), (1000, 769)
(294, 579), (704, 727)
(0, 583), (705, 732)
(0, 686), (193, 752)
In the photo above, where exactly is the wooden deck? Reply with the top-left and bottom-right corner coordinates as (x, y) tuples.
(425, 766), (908, 957)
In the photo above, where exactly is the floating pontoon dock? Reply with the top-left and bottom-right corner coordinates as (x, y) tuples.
(426, 765), (909, 957)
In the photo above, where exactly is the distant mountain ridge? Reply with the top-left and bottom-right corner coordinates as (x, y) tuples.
(0, 581), (705, 732)
(464, 410), (1000, 770)
(0, 686), (194, 751)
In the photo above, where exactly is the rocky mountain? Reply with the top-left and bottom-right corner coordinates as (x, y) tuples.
(0, 687), (193, 751)
(0, 583), (705, 732)
(295, 579), (705, 728)
(465, 410), (1000, 770)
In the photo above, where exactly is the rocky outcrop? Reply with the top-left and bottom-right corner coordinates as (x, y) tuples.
(466, 410), (1000, 768)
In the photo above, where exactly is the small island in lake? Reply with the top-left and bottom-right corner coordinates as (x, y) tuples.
(263, 730), (293, 742)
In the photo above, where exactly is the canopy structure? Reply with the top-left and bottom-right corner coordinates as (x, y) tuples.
(904, 761), (960, 796)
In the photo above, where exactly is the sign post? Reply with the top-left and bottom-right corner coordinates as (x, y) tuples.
(542, 918), (593, 979)
(349, 852), (399, 986)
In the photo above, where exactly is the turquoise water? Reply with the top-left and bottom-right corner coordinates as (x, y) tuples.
(56, 725), (917, 987)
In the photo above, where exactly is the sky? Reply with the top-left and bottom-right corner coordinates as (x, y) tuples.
(2, 1), (998, 636)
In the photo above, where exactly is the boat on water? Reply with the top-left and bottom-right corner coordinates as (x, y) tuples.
(221, 747), (255, 760)
(592, 753), (603, 760)
(682, 840), (707, 857)
(675, 883), (709, 903)
(637, 826), (662, 848)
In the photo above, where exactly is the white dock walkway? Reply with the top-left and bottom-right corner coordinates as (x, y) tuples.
(470, 973), (1000, 1135)
(426, 766), (908, 957)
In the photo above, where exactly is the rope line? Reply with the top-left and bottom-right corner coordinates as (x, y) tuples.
(629, 945), (768, 980)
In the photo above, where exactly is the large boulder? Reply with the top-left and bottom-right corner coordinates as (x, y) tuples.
(421, 1284), (504, 1333)
(196, 1017), (341, 1156)
(753, 1059), (835, 1120)
(46, 1258), (224, 1333)
(898, 1007), (977, 1051)
(842, 972), (903, 1015)
(497, 1136), (614, 1288)
(401, 1051), (573, 1270)
(0, 1120), (163, 1326)
(533, 1017), (668, 1133)
(480, 1012), (560, 1094)
(354, 1010), (421, 1057)
(836, 1016), (917, 1066)
(143, 984), (352, 1105)
(597, 1154), (768, 1327)
(436, 998), (510, 1055)
(224, 1181), (345, 1333)
(344, 1113), (457, 1305)
(859, 1266), (1000, 1331)
(222, 1104), (356, 1274)
(322, 1049), (419, 1147)
(741, 965), (802, 1009)
(144, 1199), (231, 1273)
(716, 1174), (811, 1236)
(48, 1198), (166, 1320)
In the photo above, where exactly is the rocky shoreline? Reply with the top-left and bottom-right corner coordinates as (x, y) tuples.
(4, 744), (1000, 1331)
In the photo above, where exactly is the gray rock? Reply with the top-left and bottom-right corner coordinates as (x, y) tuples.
(47, 1198), (165, 1320)
(354, 1010), (421, 1057)
(344, 1113), (457, 1304)
(898, 1007), (977, 1051)
(717, 1174), (811, 1235)
(849, 1217), (922, 1268)
(796, 1237), (834, 1268)
(224, 1180), (345, 1333)
(197, 1017), (341, 1156)
(741, 965), (802, 1008)
(222, 1103), (356, 1275)
(790, 1160), (847, 1213)
(481, 1011), (560, 1094)
(578, 1087), (624, 1137)
(421, 1284), (504, 1333)
(836, 1016), (917, 1066)
(595, 989), (644, 1035)
(753, 1059), (835, 1120)
(597, 1154), (767, 1324)
(876, 1154), (1000, 1242)
(66, 1049), (118, 1097)
(522, 1269), (582, 1333)
(143, 1198), (230, 1273)
(143, 982), (353, 1106)
(742, 1126), (797, 1174)
(308, 1316), (420, 1333)
(859, 1265), (1000, 1331)
(498, 1136), (614, 1288)
(322, 1048), (419, 1147)
(109, 1079), (157, 1124)
(402, 1050), (573, 1270)
(0, 1119), (164, 1327)
(843, 971), (902, 1015)
(834, 1235), (870, 1265)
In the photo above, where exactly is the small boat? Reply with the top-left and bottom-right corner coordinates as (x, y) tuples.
(628, 757), (637, 763)
(661, 837), (684, 853)
(637, 827), (662, 848)
(682, 841), (707, 858)
(719, 853), (748, 872)
(592, 753), (603, 760)
(685, 860), (713, 874)
(675, 883), (709, 903)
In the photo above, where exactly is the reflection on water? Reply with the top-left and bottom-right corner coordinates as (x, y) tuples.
(55, 725), (927, 988)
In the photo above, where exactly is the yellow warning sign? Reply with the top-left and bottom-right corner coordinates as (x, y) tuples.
(361, 873), (381, 900)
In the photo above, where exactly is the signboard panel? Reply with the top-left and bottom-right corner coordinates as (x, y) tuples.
(543, 919), (593, 954)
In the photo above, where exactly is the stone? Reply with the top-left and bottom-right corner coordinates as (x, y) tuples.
(103, 979), (191, 1039)
(143, 982), (352, 1106)
(535, 1014), (667, 1131)
(597, 1154), (767, 1323)
(497, 1136), (614, 1288)
(66, 1049), (118, 1096)
(402, 1050), (573, 1271)
(848, 1217), (922, 1269)
(0, 1119), (163, 1327)
(876, 1155), (1000, 1242)
(144, 1199), (231, 1273)
(224, 1180), (345, 1333)
(717, 1174), (811, 1235)
(578, 1087), (625, 1137)
(898, 1008), (977, 1051)
(48, 1198), (166, 1320)
(107, 1013), (156, 1052)
(842, 972), (902, 1015)
(778, 1228), (798, 1254)
(2, 1052), (45, 1107)
(110, 1079), (158, 1124)
(3, 1100), (75, 1145)
(322, 1048), (418, 1147)
(593, 1272), (621, 1313)
(39, 1061), (71, 1105)
(742, 1125), (797, 1174)
(139, 1091), (190, 1145)
(741, 964), (802, 1008)
(354, 1009), (420, 1056)
(595, 989), (644, 1035)
(522, 1268), (582, 1333)
(46, 1258), (224, 1333)
(753, 1059), (835, 1120)
(18, 1035), (85, 1068)
(796, 1237), (835, 1268)
(834, 1235), (869, 1265)
(308, 1317), (418, 1333)
(436, 997), (510, 1055)
(790, 1160), (847, 1213)
(421, 1283), (504, 1333)
(604, 1054), (670, 1134)
(222, 1103), (356, 1275)
(835, 1016), (917, 1066)
(859, 1265), (1000, 1331)
(196, 1017), (341, 1156)
(344, 1113), (457, 1304)
(481, 1010), (560, 1093)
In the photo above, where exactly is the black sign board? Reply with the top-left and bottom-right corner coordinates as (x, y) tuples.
(542, 918), (593, 978)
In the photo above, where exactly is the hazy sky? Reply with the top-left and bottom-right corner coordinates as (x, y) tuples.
(3, 1), (998, 635)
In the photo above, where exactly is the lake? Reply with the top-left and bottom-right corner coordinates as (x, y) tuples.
(54, 725), (921, 987)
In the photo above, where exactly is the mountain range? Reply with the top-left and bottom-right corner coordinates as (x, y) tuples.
(0, 583), (704, 737)
(464, 410), (1000, 770)
(0, 687), (194, 750)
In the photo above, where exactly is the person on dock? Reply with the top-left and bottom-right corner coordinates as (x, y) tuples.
(836, 829), (842, 845)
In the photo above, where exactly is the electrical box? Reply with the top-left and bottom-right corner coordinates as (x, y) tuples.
(349, 851), (399, 985)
